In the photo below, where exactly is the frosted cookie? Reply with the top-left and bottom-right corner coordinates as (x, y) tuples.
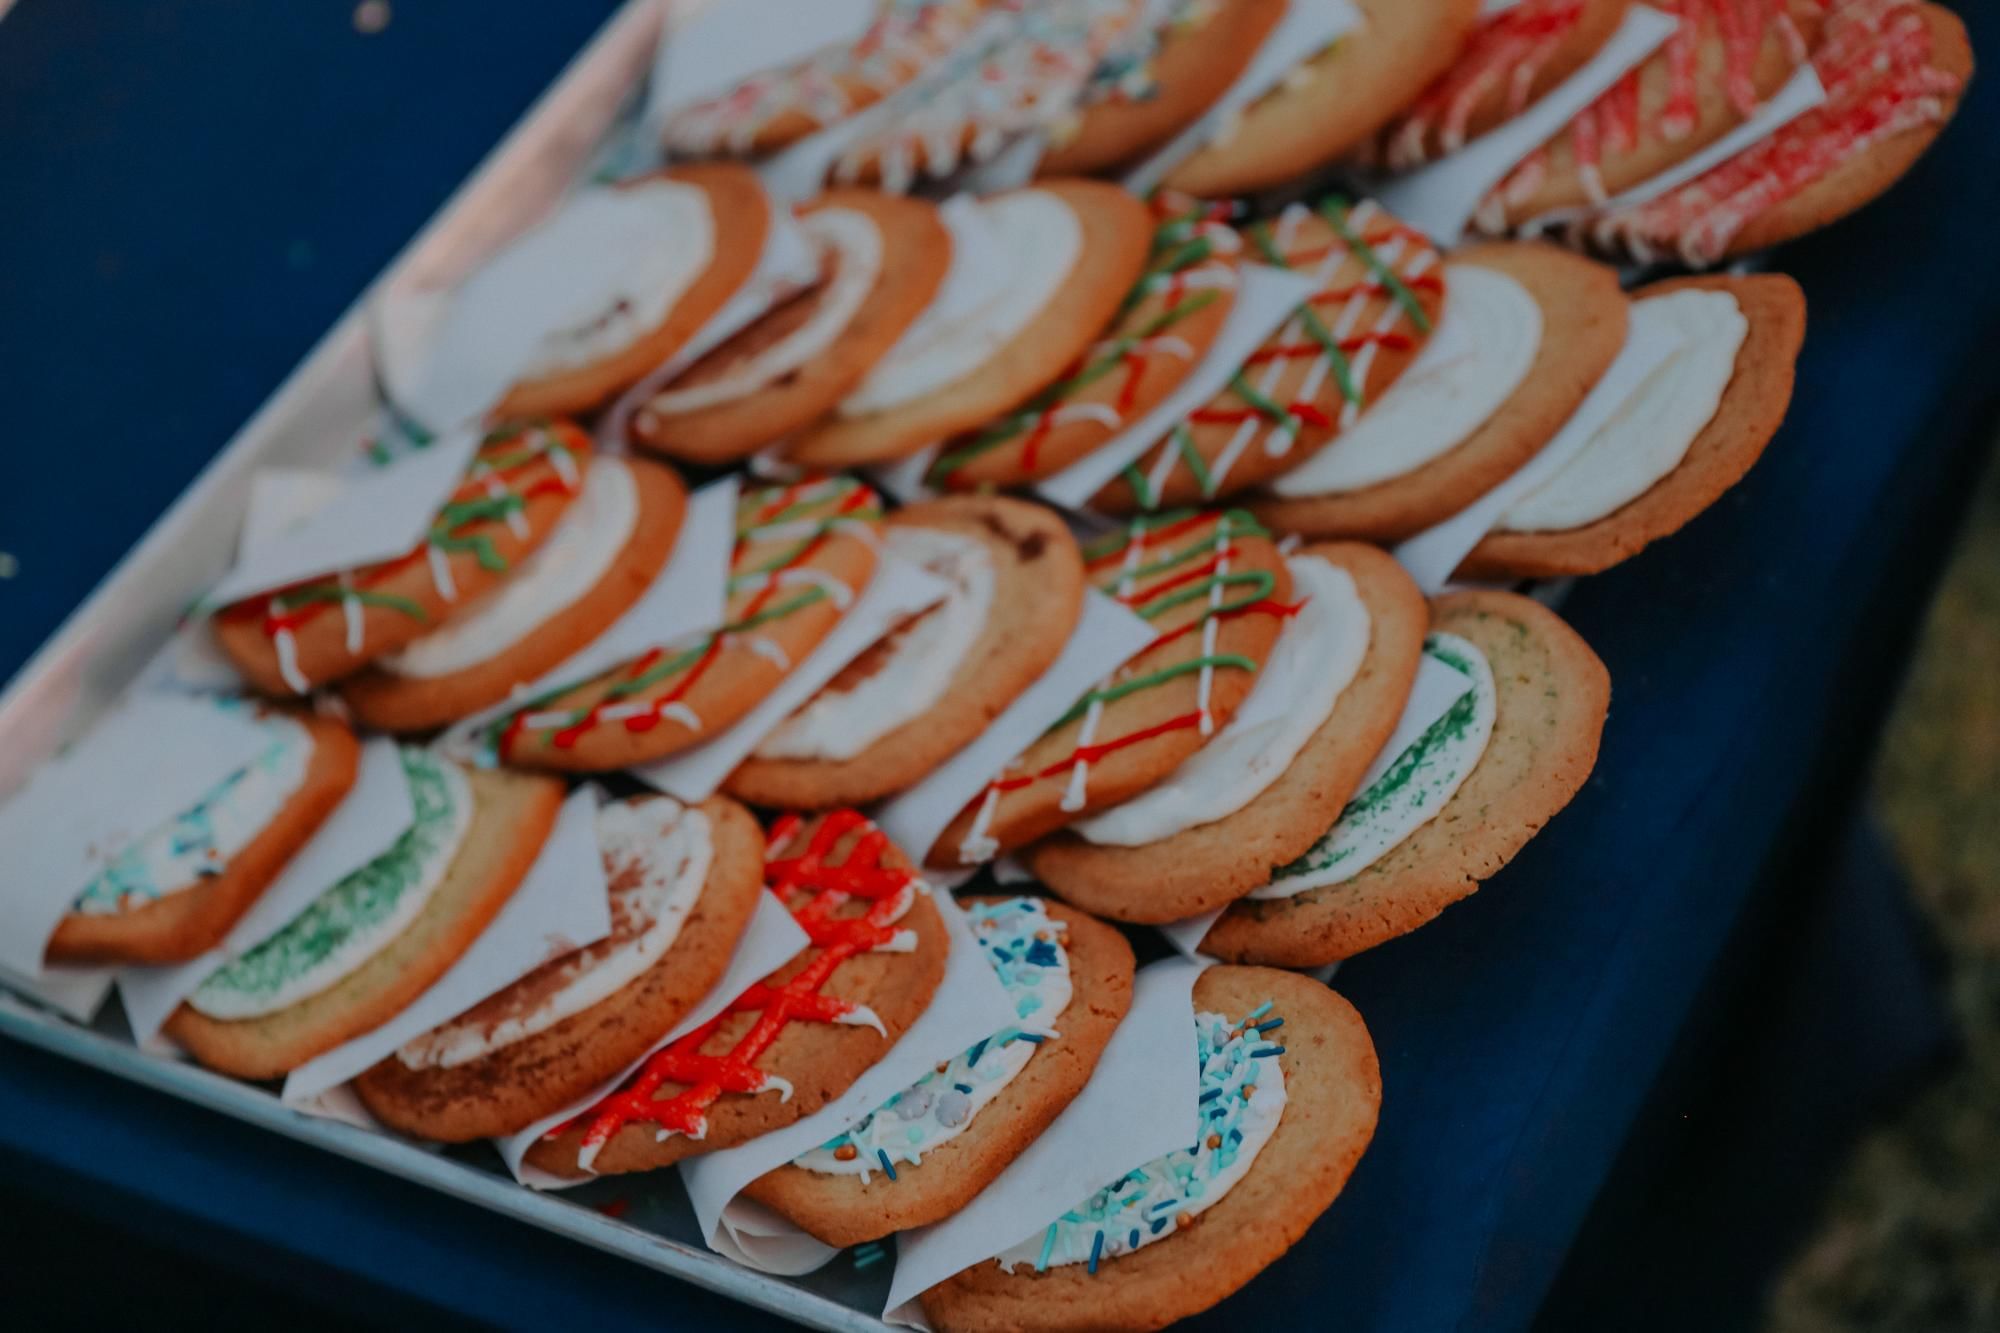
(1587, 0), (1971, 265)
(46, 711), (360, 966)
(920, 966), (1380, 1332)
(1461, 271), (1805, 580)
(1164, 0), (1483, 198)
(742, 896), (1135, 1247)
(832, 0), (1152, 192)
(491, 476), (884, 773)
(1038, 0), (1289, 176)
(214, 421), (593, 697)
(786, 180), (1155, 469)
(338, 457), (687, 733)
(352, 794), (766, 1142)
(166, 753), (563, 1080)
(1027, 544), (1426, 925)
(728, 496), (1085, 809)
(662, 0), (987, 158)
(1480, 0), (1828, 228)
(1249, 241), (1627, 543)
(526, 810), (948, 1179)
(490, 165), (773, 420)
(630, 193), (952, 465)
(1094, 198), (1446, 514)
(1203, 591), (1608, 968)
(1378, 0), (1636, 171)
(927, 204), (1241, 491)
(932, 509), (1293, 869)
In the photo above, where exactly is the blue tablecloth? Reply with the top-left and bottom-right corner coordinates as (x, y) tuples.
(4, 3), (1997, 1330)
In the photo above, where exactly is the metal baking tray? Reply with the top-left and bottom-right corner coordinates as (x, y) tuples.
(0, 2), (894, 1326)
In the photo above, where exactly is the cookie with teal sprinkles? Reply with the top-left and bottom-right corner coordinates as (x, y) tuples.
(1202, 589), (1609, 969)
(742, 896), (1134, 1248)
(166, 752), (563, 1081)
(919, 965), (1380, 1332)
(45, 709), (359, 967)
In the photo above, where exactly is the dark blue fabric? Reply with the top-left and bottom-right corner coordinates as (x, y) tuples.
(3, 3), (1997, 1331)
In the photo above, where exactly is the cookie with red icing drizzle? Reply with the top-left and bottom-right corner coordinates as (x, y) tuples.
(493, 476), (884, 773)
(526, 810), (948, 1179)
(1377, 0), (1636, 171)
(1093, 198), (1446, 514)
(213, 421), (593, 697)
(931, 509), (1292, 869)
(1586, 0), (1971, 264)
(926, 200), (1243, 492)
(1481, 0), (1832, 228)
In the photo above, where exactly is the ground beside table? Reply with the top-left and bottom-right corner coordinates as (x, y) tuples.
(4, 2), (1999, 1331)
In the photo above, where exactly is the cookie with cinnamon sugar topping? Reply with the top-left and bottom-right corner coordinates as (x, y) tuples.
(525, 811), (948, 1180)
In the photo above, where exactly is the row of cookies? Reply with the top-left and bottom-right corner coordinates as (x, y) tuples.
(654, 0), (1969, 267)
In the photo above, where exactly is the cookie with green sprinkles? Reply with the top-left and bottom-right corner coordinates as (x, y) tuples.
(926, 206), (1242, 494)
(918, 965), (1381, 1332)
(166, 756), (565, 1081)
(928, 509), (1292, 869)
(728, 496), (1085, 810)
(214, 420), (595, 697)
(46, 710), (361, 966)
(488, 475), (884, 773)
(742, 896), (1135, 1248)
(1092, 197), (1446, 514)
(1025, 543), (1426, 925)
(1202, 589), (1609, 968)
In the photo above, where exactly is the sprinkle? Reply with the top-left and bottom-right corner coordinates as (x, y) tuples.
(1088, 1230), (1105, 1275)
(1206, 1133), (1222, 1149)
(834, 1143), (858, 1162)
(1175, 1211), (1193, 1229)
(877, 1149), (898, 1181)
(1198, 1087), (1220, 1104)
(1036, 1225), (1058, 1273)
(1254, 1018), (1285, 1033)
(853, 1243), (886, 1271)
(1253, 1045), (1287, 1058)
(1014, 1033), (1046, 1045)
(954, 1083), (974, 1095)
(967, 1038), (990, 1067)
(1244, 1001), (1274, 1022)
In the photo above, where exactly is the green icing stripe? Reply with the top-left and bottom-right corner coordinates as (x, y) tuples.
(1316, 198), (1433, 334)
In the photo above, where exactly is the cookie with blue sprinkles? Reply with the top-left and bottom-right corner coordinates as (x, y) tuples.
(741, 896), (1134, 1247)
(919, 965), (1380, 1331)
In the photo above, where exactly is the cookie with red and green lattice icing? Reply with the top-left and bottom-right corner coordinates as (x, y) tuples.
(926, 204), (1243, 492)
(1092, 197), (1447, 514)
(213, 420), (594, 698)
(1376, 0), (1635, 172)
(489, 476), (885, 773)
(1164, 0), (1482, 198)
(1478, 0), (1830, 231)
(929, 509), (1293, 869)
(1038, 0), (1289, 177)
(1582, 0), (1971, 266)
(661, 0), (988, 159)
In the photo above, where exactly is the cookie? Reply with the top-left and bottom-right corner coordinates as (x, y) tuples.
(662, 0), (987, 158)
(337, 456), (687, 733)
(832, 0), (1153, 192)
(492, 475), (884, 773)
(741, 896), (1135, 1248)
(630, 192), (952, 465)
(925, 205), (1242, 492)
(166, 756), (564, 1081)
(1378, 0), (1636, 171)
(1460, 271), (1805, 579)
(1038, 0), (1290, 177)
(45, 711), (360, 966)
(1203, 590), (1609, 968)
(1588, 0), (1972, 265)
(352, 794), (766, 1142)
(1163, 0), (1483, 197)
(526, 810), (949, 1179)
(728, 496), (1085, 809)
(1094, 197), (1446, 513)
(785, 180), (1155, 469)
(214, 421), (594, 697)
(919, 965), (1380, 1332)
(1248, 240), (1627, 543)
(495, 164), (773, 420)
(1482, 0), (1827, 228)
(1027, 543), (1426, 924)
(931, 509), (1292, 868)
